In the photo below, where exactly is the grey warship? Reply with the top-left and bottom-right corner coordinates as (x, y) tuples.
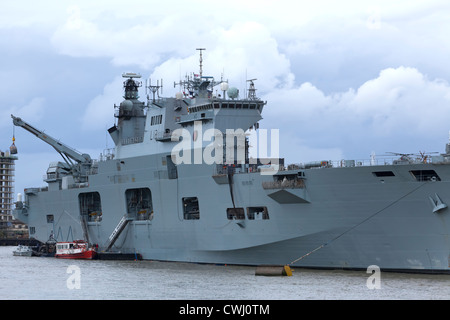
(12, 53), (450, 273)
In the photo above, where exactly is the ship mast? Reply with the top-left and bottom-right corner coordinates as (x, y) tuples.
(247, 79), (258, 100)
(196, 48), (206, 78)
(173, 48), (219, 99)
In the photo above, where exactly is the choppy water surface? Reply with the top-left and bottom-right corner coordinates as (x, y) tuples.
(0, 246), (448, 300)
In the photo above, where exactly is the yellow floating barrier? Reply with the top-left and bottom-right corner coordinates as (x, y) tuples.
(255, 265), (292, 277)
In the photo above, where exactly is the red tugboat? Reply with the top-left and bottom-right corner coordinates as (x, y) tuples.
(55, 240), (97, 259)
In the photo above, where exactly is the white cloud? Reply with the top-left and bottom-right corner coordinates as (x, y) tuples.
(3, 0), (450, 184)
(51, 4), (215, 69)
(348, 67), (450, 136)
(81, 76), (123, 132)
(74, 17), (295, 119)
(0, 2), (67, 29)
(262, 66), (450, 162)
(149, 21), (294, 98)
(46, 1), (450, 93)
(1, 97), (45, 128)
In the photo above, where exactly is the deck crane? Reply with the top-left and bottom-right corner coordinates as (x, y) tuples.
(11, 115), (92, 182)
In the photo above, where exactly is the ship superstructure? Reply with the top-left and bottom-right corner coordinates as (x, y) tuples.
(12, 52), (450, 273)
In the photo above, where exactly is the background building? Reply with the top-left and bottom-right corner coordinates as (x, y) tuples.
(0, 149), (27, 239)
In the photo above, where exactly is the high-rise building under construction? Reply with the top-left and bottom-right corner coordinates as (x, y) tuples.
(0, 150), (18, 231)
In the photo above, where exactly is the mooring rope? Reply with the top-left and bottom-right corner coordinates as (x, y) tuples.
(288, 181), (429, 266)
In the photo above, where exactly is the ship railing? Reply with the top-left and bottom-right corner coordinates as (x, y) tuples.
(262, 179), (305, 189)
(213, 164), (252, 175)
(215, 155), (448, 176)
(284, 155), (448, 171)
(328, 157), (432, 167)
(213, 158), (285, 176)
(98, 148), (115, 162)
(155, 131), (173, 141)
(24, 187), (48, 194)
(114, 108), (146, 118)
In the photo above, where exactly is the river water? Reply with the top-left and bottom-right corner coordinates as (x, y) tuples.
(0, 246), (448, 301)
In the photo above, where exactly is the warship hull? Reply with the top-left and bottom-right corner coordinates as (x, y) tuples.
(11, 64), (450, 274)
(14, 153), (450, 273)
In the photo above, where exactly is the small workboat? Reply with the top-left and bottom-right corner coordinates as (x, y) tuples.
(55, 240), (97, 259)
(13, 245), (33, 257)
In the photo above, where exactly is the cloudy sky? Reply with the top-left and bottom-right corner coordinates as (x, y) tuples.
(2, 0), (450, 196)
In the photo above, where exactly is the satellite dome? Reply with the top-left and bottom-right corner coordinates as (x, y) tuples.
(227, 87), (239, 99)
(175, 92), (183, 100)
(120, 99), (133, 110)
(220, 82), (229, 92)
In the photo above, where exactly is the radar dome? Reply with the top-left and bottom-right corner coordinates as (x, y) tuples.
(227, 87), (239, 99)
(175, 92), (183, 100)
(220, 82), (229, 92)
(120, 99), (133, 110)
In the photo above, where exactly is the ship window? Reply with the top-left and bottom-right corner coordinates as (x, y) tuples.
(125, 188), (153, 220)
(227, 208), (245, 220)
(183, 197), (200, 220)
(247, 207), (269, 220)
(410, 170), (441, 181)
(29, 227), (35, 235)
(372, 171), (395, 177)
(151, 115), (163, 126)
(46, 215), (54, 223)
(166, 155), (178, 179)
(78, 192), (102, 222)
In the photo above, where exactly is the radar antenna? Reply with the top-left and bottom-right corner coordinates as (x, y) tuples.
(122, 72), (142, 100)
(146, 78), (163, 104)
(196, 48), (206, 78)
